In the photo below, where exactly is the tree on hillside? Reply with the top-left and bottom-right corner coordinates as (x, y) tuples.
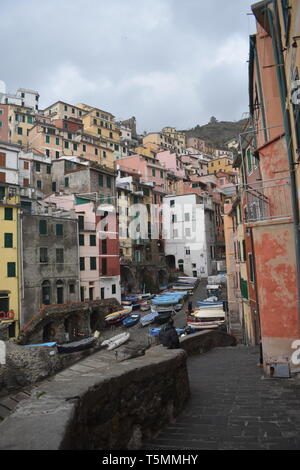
(209, 116), (218, 124)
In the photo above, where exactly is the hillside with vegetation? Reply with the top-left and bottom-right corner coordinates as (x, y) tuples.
(184, 117), (247, 149)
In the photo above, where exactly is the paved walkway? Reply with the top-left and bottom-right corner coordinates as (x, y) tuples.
(143, 345), (300, 450)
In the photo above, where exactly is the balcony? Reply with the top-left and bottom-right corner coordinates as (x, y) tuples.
(244, 177), (293, 223)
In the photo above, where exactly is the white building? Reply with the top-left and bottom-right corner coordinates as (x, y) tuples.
(163, 193), (216, 278)
(0, 88), (39, 111)
(0, 141), (20, 185)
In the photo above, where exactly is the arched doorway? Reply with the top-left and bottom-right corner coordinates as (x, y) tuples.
(43, 322), (55, 342)
(121, 266), (135, 293)
(166, 255), (176, 270)
(178, 259), (184, 273)
(41, 281), (51, 305)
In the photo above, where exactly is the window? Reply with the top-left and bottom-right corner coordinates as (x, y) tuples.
(152, 168), (156, 177)
(106, 176), (111, 188)
(37, 180), (42, 189)
(249, 253), (255, 282)
(78, 234), (84, 246)
(184, 213), (190, 222)
(56, 248), (64, 263)
(55, 151), (60, 159)
(46, 149), (50, 157)
(160, 170), (163, 178)
(56, 137), (60, 145)
(73, 143), (78, 151)
(23, 178), (29, 187)
(39, 220), (47, 235)
(46, 165), (51, 174)
(0, 152), (6, 167)
(56, 224), (63, 236)
(7, 262), (16, 277)
(102, 258), (107, 275)
(64, 141), (69, 149)
(64, 105), (68, 111)
(102, 238), (107, 254)
(17, 127), (23, 135)
(90, 257), (97, 270)
(185, 247), (191, 255)
(4, 233), (13, 248)
(40, 247), (48, 263)
(78, 216), (84, 230)
(98, 174), (103, 186)
(69, 284), (75, 294)
(247, 148), (252, 174)
(35, 162), (40, 172)
(4, 208), (13, 220)
(112, 284), (116, 295)
(90, 234), (96, 246)
(170, 200), (175, 207)
(45, 135), (50, 144)
(95, 148), (98, 156)
(185, 228), (191, 237)
(64, 177), (69, 187)
(83, 144), (86, 152)
(52, 182), (57, 192)
(80, 257), (85, 271)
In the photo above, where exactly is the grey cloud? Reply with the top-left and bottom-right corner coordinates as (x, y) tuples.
(1, 0), (256, 132)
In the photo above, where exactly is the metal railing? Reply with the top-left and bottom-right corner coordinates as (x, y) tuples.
(244, 177), (292, 222)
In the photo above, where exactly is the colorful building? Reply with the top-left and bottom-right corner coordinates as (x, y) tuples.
(0, 142), (21, 338)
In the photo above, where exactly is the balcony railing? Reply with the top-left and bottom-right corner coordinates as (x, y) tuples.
(244, 177), (293, 223)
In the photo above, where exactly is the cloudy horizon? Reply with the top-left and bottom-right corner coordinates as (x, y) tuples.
(1, 0), (256, 133)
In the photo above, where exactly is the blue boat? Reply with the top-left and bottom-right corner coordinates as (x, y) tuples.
(24, 342), (57, 348)
(122, 313), (141, 328)
(140, 311), (159, 327)
(197, 301), (224, 308)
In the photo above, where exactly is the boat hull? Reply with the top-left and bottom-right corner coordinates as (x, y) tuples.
(57, 337), (96, 354)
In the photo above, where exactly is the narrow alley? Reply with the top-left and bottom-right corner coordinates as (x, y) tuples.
(144, 345), (300, 450)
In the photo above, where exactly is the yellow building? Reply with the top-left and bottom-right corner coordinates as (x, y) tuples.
(133, 145), (157, 159)
(207, 155), (236, 174)
(6, 104), (36, 147)
(162, 127), (186, 148)
(0, 183), (20, 338)
(77, 104), (120, 165)
(143, 130), (185, 154)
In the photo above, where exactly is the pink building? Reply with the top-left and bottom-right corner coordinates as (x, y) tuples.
(116, 155), (167, 192)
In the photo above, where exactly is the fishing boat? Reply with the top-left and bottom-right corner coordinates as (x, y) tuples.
(154, 311), (174, 325)
(151, 291), (186, 313)
(101, 332), (130, 350)
(140, 311), (159, 327)
(140, 302), (151, 311)
(187, 307), (225, 330)
(122, 313), (141, 328)
(149, 326), (197, 337)
(104, 308), (131, 326)
(56, 337), (97, 354)
(24, 342), (57, 349)
(206, 284), (222, 298)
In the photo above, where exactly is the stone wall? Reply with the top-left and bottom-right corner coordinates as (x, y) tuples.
(0, 330), (237, 450)
(19, 298), (121, 345)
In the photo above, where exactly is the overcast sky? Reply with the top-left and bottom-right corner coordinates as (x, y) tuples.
(1, 0), (256, 133)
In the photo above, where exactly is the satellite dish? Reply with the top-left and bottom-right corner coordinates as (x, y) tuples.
(0, 80), (6, 94)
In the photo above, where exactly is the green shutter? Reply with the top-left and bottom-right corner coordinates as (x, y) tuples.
(4, 233), (13, 248)
(7, 262), (16, 277)
(98, 175), (103, 186)
(4, 208), (13, 220)
(56, 224), (63, 236)
(247, 148), (252, 174)
(39, 220), (47, 234)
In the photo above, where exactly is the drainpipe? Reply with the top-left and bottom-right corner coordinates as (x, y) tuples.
(267, 4), (300, 316)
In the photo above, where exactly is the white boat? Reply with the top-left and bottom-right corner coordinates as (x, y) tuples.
(187, 307), (225, 330)
(101, 332), (130, 350)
